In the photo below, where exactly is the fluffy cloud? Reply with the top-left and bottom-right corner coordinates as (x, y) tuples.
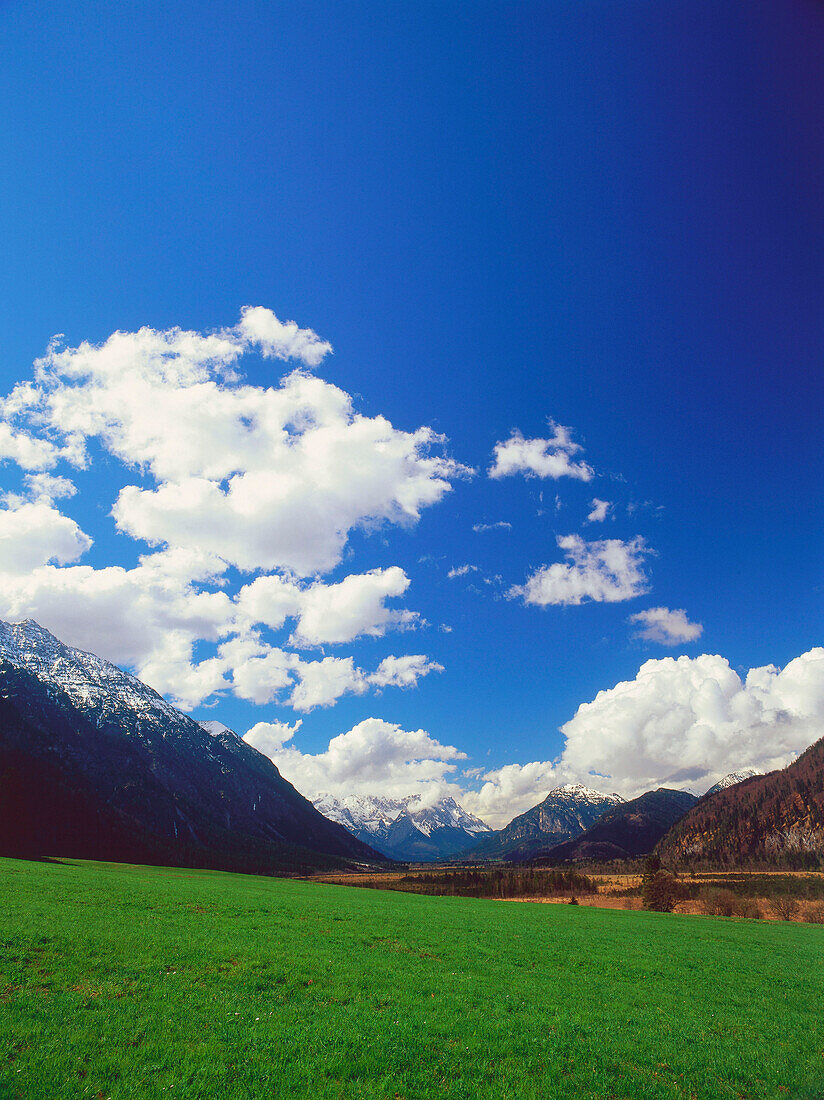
(586, 498), (611, 523)
(0, 310), (458, 711)
(288, 655), (368, 712)
(558, 649), (824, 794)
(244, 719), (303, 755)
(245, 717), (467, 802)
(0, 499), (92, 574)
(370, 654), (444, 689)
(0, 424), (58, 471)
(234, 567), (419, 647)
(4, 312), (469, 576)
(287, 568), (418, 647)
(23, 473), (77, 503)
(235, 305), (332, 366)
(509, 535), (649, 607)
(629, 606), (703, 645)
(489, 421), (593, 482)
(460, 760), (562, 828)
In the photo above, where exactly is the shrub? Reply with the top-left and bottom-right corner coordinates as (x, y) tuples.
(702, 888), (739, 917)
(733, 896), (762, 920)
(802, 901), (824, 924)
(769, 895), (800, 921)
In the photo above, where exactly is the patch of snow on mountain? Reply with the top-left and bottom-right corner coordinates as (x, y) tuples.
(705, 768), (762, 796)
(199, 720), (240, 738)
(314, 793), (492, 840)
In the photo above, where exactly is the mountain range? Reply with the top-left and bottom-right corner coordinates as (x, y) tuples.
(313, 793), (492, 860)
(0, 617), (817, 875)
(0, 619), (383, 872)
(463, 784), (623, 861)
(542, 788), (699, 861)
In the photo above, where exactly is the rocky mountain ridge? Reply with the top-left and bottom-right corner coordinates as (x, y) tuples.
(314, 792), (492, 860)
(464, 783), (623, 861)
(546, 788), (699, 862)
(0, 619), (383, 871)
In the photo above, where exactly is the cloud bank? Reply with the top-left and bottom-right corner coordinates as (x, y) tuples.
(0, 309), (465, 710)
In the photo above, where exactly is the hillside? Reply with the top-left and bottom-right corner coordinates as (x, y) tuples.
(658, 738), (824, 867)
(0, 619), (383, 872)
(545, 788), (698, 861)
(465, 784), (622, 861)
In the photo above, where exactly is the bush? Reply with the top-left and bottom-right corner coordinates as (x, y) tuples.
(802, 901), (824, 924)
(769, 895), (800, 921)
(733, 896), (762, 920)
(702, 888), (739, 917)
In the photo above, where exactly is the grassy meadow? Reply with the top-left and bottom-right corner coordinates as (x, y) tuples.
(1, 857), (823, 1099)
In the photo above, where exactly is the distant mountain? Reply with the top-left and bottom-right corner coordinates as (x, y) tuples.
(705, 768), (762, 796)
(544, 788), (698, 862)
(463, 784), (623, 861)
(314, 793), (492, 860)
(0, 619), (383, 872)
(658, 740), (824, 866)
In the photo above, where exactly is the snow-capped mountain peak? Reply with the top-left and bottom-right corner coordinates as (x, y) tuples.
(556, 782), (625, 804)
(313, 792), (492, 860)
(0, 618), (181, 724)
(705, 768), (762, 796)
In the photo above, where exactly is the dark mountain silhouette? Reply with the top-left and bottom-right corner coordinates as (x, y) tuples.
(543, 789), (698, 861)
(658, 739), (824, 867)
(0, 620), (384, 873)
(463, 784), (622, 861)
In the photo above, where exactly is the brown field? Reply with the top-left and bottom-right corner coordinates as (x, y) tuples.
(306, 867), (824, 922)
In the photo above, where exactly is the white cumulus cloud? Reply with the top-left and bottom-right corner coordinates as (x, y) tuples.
(509, 534), (649, 607)
(629, 606), (703, 645)
(0, 310), (459, 712)
(245, 717), (466, 802)
(558, 649), (824, 795)
(0, 499), (92, 574)
(369, 654), (444, 689)
(489, 421), (593, 482)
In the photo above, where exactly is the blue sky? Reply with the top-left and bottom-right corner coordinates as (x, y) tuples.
(0, 0), (822, 823)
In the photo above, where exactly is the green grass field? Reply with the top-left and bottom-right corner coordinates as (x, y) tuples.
(1, 857), (823, 1099)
